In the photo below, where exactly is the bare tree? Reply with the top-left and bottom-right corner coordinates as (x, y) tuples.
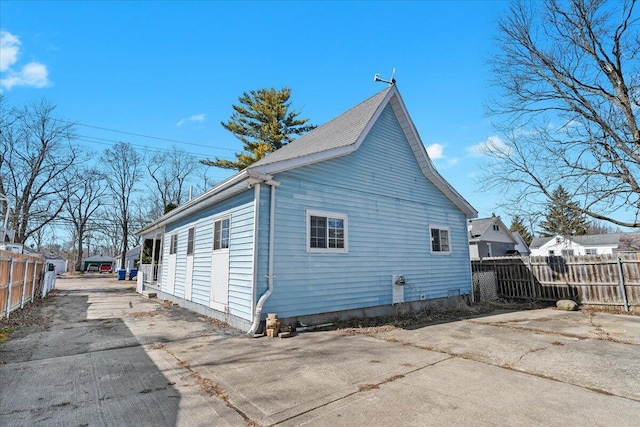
(104, 141), (142, 269)
(144, 145), (199, 218)
(0, 98), (82, 242)
(483, 0), (640, 228)
(63, 168), (108, 271)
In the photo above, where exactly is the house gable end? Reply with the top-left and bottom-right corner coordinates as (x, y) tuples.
(251, 86), (476, 219)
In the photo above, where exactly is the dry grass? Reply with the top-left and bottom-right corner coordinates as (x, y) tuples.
(130, 311), (160, 318)
(358, 383), (379, 391)
(0, 327), (12, 342)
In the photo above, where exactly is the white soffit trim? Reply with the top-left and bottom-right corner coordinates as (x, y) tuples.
(388, 92), (477, 218)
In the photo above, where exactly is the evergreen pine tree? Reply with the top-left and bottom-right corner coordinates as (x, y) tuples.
(539, 186), (590, 237)
(509, 215), (533, 245)
(201, 87), (315, 170)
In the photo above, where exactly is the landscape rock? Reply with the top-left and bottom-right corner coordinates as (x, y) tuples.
(556, 299), (578, 311)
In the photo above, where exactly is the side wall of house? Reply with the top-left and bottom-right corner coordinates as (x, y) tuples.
(255, 104), (472, 319)
(161, 190), (256, 321)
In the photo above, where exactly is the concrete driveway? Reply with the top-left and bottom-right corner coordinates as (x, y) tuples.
(1, 277), (639, 426)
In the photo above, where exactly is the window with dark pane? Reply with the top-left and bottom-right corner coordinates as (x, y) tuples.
(310, 216), (327, 248)
(187, 227), (195, 255)
(214, 218), (230, 251)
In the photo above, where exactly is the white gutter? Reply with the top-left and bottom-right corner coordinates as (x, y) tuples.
(248, 181), (278, 336)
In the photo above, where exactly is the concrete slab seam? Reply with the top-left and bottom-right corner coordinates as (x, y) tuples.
(373, 331), (640, 405)
(465, 319), (638, 346)
(150, 342), (260, 426)
(268, 356), (454, 427)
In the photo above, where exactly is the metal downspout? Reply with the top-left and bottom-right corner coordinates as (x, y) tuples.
(248, 182), (276, 336)
(250, 184), (261, 323)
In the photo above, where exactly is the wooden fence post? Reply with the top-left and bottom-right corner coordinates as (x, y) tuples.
(20, 259), (29, 309)
(527, 256), (536, 300)
(616, 255), (629, 312)
(31, 261), (38, 302)
(5, 257), (14, 318)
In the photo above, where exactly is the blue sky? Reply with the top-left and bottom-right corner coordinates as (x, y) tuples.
(2, 1), (511, 222)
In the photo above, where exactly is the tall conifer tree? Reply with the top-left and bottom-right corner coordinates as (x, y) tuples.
(539, 186), (590, 237)
(509, 215), (533, 245)
(201, 87), (315, 170)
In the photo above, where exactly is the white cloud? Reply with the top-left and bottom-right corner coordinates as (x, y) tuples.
(176, 113), (206, 127)
(468, 136), (509, 157)
(0, 30), (50, 90)
(426, 143), (445, 159)
(0, 31), (20, 71)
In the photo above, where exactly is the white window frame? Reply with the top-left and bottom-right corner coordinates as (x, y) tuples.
(585, 248), (597, 255)
(429, 226), (451, 255)
(187, 227), (195, 256)
(306, 210), (348, 253)
(213, 216), (231, 252)
(169, 234), (178, 255)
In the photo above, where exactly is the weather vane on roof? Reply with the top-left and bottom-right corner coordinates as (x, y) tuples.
(373, 68), (396, 86)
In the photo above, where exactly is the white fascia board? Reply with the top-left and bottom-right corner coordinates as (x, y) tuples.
(136, 170), (253, 236)
(250, 145), (356, 175)
(388, 92), (478, 219)
(251, 89), (396, 176)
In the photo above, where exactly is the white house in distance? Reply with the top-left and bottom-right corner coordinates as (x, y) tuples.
(136, 85), (478, 334)
(529, 233), (630, 256)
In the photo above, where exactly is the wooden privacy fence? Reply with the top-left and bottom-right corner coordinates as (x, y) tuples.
(0, 250), (45, 318)
(471, 252), (640, 311)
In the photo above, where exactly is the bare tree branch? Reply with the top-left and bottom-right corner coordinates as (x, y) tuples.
(484, 0), (640, 228)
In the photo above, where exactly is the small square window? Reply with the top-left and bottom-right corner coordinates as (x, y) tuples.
(430, 227), (450, 254)
(307, 210), (347, 253)
(585, 248), (597, 255)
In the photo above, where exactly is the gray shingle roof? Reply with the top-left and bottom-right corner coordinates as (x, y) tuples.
(249, 87), (392, 168)
(468, 217), (498, 239)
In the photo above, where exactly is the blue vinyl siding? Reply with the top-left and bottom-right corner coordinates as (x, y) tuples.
(162, 190), (256, 321)
(256, 104), (472, 318)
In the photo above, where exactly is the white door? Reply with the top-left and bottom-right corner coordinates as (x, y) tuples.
(166, 255), (176, 294)
(210, 217), (230, 312)
(166, 234), (177, 294)
(185, 256), (194, 301)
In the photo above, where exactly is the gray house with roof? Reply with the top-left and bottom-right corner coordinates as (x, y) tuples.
(468, 216), (526, 259)
(136, 86), (477, 333)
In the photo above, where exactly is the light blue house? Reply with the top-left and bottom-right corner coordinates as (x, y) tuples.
(137, 86), (478, 334)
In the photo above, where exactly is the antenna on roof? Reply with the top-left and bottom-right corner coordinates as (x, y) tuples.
(373, 68), (396, 86)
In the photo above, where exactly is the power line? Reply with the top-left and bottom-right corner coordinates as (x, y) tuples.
(0, 107), (240, 154)
(75, 121), (238, 152)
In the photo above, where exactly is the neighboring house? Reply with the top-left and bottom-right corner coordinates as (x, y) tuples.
(115, 246), (141, 272)
(1, 224), (15, 243)
(529, 233), (635, 256)
(41, 251), (68, 275)
(136, 86), (478, 333)
(468, 217), (522, 258)
(82, 254), (116, 272)
(512, 232), (531, 256)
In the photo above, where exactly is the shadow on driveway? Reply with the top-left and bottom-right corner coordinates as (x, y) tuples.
(0, 291), (180, 426)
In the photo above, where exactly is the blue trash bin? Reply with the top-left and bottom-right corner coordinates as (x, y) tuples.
(129, 268), (138, 280)
(117, 269), (126, 280)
